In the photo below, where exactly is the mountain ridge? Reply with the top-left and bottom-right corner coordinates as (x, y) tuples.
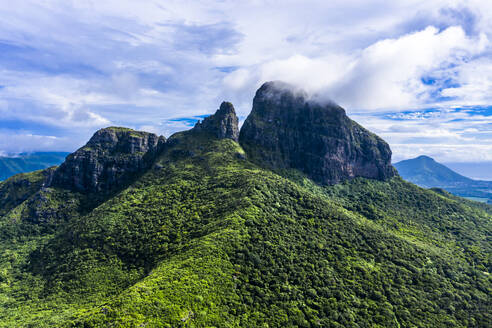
(49, 127), (165, 194)
(0, 82), (490, 327)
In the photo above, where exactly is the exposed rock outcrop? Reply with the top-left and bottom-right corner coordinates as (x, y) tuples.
(50, 127), (165, 193)
(239, 81), (395, 185)
(193, 101), (239, 141)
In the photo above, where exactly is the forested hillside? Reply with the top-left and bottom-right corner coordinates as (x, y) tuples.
(0, 83), (490, 327)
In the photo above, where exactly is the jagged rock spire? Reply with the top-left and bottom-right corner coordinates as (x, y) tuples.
(194, 101), (239, 141)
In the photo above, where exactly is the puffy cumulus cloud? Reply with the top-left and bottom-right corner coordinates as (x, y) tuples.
(332, 26), (488, 110)
(217, 1), (492, 116)
(223, 26), (489, 111)
(440, 57), (492, 104)
(222, 54), (351, 104)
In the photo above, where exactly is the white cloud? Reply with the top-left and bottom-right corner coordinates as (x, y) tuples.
(335, 26), (487, 109)
(391, 143), (492, 163)
(441, 57), (492, 104)
(0, 72), (110, 128)
(223, 26), (489, 111)
(0, 130), (74, 153)
(0, 0), (491, 164)
(351, 108), (492, 163)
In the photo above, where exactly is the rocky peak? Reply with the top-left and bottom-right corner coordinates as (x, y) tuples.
(193, 101), (239, 141)
(50, 127), (165, 193)
(239, 81), (395, 185)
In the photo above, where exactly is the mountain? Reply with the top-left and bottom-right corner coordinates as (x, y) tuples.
(395, 155), (492, 204)
(0, 82), (490, 327)
(394, 155), (474, 187)
(239, 81), (395, 185)
(50, 127), (165, 194)
(0, 152), (69, 181)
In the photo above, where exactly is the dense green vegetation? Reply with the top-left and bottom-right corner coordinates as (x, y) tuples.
(0, 130), (490, 327)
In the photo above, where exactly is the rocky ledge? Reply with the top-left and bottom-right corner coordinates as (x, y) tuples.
(50, 127), (165, 193)
(239, 81), (395, 185)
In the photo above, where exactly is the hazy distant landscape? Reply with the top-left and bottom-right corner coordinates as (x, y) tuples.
(395, 156), (492, 204)
(0, 152), (69, 181)
(444, 162), (492, 181)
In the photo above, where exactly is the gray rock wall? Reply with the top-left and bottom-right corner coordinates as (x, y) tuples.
(239, 81), (395, 185)
(193, 101), (239, 141)
(50, 127), (165, 193)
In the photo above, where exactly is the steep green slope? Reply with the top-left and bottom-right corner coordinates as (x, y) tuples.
(0, 129), (490, 327)
(0, 152), (69, 181)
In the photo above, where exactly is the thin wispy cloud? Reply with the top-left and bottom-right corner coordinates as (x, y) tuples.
(0, 0), (491, 164)
(351, 106), (492, 163)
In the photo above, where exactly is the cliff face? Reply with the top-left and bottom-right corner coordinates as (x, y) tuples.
(239, 81), (395, 185)
(193, 101), (239, 141)
(50, 127), (165, 193)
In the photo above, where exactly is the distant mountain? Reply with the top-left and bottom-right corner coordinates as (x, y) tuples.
(0, 152), (69, 181)
(395, 155), (492, 203)
(394, 155), (472, 187)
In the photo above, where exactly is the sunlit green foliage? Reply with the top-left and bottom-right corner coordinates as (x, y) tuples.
(0, 130), (490, 327)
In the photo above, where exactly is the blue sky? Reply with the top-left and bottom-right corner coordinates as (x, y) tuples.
(0, 1), (491, 170)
